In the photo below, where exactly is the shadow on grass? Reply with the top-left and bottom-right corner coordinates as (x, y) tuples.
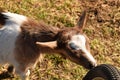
(0, 65), (14, 79)
(0, 71), (14, 79)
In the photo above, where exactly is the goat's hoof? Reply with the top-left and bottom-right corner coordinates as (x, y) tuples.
(7, 65), (14, 73)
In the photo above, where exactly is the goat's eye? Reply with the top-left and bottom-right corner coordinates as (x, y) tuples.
(69, 43), (80, 50)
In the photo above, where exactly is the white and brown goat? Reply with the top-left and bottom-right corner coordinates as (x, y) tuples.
(0, 11), (97, 80)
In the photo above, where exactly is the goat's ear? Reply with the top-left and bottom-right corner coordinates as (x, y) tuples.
(36, 41), (57, 49)
(76, 10), (87, 30)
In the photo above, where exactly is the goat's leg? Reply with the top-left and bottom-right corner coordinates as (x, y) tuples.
(6, 65), (15, 78)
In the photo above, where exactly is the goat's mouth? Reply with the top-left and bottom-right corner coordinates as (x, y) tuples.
(74, 59), (96, 70)
(83, 62), (97, 70)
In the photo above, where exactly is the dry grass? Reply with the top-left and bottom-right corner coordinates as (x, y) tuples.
(0, 0), (120, 80)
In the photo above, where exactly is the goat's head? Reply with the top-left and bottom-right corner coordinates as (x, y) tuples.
(36, 11), (97, 69)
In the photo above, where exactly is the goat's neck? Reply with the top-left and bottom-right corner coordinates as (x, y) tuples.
(21, 19), (60, 42)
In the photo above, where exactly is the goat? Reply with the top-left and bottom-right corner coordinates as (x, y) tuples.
(0, 11), (97, 80)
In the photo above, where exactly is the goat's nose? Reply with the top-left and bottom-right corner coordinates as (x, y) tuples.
(88, 63), (97, 69)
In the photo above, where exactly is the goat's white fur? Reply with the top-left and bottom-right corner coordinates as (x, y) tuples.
(0, 12), (27, 79)
(69, 35), (96, 65)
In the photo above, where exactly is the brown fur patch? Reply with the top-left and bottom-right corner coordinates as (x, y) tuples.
(20, 19), (60, 42)
(14, 32), (40, 68)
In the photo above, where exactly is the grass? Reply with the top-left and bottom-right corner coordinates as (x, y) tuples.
(0, 0), (120, 80)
